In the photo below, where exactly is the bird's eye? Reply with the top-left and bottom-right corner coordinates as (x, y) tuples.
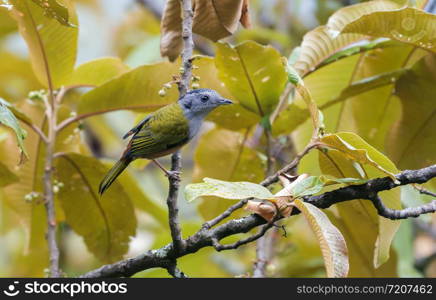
(201, 95), (209, 102)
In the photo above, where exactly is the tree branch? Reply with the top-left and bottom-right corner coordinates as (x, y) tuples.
(80, 165), (436, 278)
(164, 0), (194, 257)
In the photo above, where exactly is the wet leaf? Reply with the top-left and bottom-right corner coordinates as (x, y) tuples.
(30, 0), (74, 26)
(215, 41), (287, 116)
(292, 199), (349, 278)
(339, 7), (436, 53)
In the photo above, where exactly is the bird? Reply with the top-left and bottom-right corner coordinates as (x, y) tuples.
(98, 88), (233, 195)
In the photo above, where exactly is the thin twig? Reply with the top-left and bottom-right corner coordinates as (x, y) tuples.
(260, 141), (319, 186)
(202, 199), (249, 229)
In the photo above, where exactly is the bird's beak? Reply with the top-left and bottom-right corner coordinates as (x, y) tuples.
(219, 98), (233, 105)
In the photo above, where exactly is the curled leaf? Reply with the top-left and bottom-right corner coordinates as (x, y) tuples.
(292, 199), (349, 278)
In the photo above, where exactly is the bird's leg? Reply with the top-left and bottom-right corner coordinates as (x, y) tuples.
(152, 159), (181, 181)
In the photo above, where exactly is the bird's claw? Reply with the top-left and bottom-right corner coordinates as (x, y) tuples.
(166, 170), (182, 181)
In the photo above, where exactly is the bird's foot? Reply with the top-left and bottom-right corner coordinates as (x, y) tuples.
(166, 170), (182, 181)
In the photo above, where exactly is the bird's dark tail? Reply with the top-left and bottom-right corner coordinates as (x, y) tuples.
(99, 157), (132, 195)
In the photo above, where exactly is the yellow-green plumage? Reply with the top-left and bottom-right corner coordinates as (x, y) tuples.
(99, 103), (190, 195)
(98, 88), (233, 195)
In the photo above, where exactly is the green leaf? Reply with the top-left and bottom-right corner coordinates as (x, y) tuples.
(339, 7), (436, 53)
(67, 57), (129, 87)
(78, 62), (180, 116)
(8, 0), (78, 88)
(215, 41), (287, 116)
(185, 178), (273, 202)
(0, 98), (28, 161)
(193, 128), (265, 220)
(30, 0), (74, 26)
(0, 161), (19, 187)
(387, 54), (436, 169)
(285, 63), (320, 135)
(293, 25), (364, 76)
(318, 147), (401, 271)
(326, 0), (403, 37)
(56, 153), (136, 262)
(193, 56), (260, 130)
(320, 132), (398, 180)
(291, 176), (324, 197)
(292, 199), (349, 278)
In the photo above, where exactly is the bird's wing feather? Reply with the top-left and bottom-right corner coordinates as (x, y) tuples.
(126, 104), (190, 158)
(122, 114), (152, 139)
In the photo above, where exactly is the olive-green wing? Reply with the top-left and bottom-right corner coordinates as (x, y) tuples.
(126, 104), (190, 158)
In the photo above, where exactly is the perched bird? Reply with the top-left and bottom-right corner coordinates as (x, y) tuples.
(99, 88), (233, 195)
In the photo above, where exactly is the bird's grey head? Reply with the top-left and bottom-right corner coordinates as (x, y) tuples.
(179, 88), (233, 119)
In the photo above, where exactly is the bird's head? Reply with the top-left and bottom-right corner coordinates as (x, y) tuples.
(179, 88), (233, 118)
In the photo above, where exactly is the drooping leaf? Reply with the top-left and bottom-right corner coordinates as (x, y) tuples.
(215, 41), (287, 116)
(387, 54), (436, 170)
(8, 0), (78, 88)
(185, 177), (273, 202)
(285, 64), (320, 136)
(326, 0), (403, 37)
(339, 7), (436, 53)
(293, 25), (364, 76)
(0, 161), (19, 187)
(0, 98), (28, 161)
(67, 57), (129, 87)
(30, 0), (74, 26)
(56, 153), (136, 262)
(319, 132), (398, 180)
(292, 199), (349, 278)
(78, 62), (180, 116)
(318, 147), (401, 272)
(160, 0), (249, 61)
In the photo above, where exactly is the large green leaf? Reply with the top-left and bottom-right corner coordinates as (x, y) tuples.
(317, 149), (398, 276)
(185, 177), (273, 202)
(318, 135), (402, 269)
(387, 54), (436, 169)
(193, 56), (260, 130)
(293, 25), (364, 76)
(193, 128), (264, 220)
(56, 153), (136, 262)
(8, 0), (78, 88)
(215, 41), (287, 116)
(67, 57), (129, 87)
(326, 0), (402, 37)
(292, 199), (349, 278)
(78, 62), (180, 116)
(0, 98), (28, 161)
(0, 162), (18, 187)
(339, 7), (436, 53)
